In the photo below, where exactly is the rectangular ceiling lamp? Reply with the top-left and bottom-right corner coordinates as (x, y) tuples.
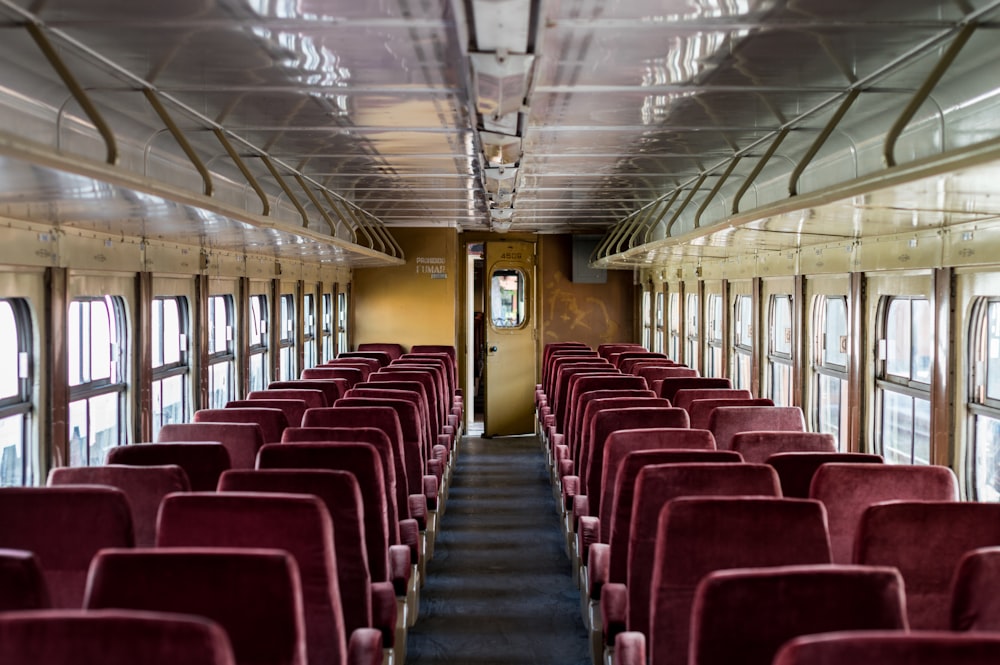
(470, 52), (535, 123)
(471, 0), (532, 53)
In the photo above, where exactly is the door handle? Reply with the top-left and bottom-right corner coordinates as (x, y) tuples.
(489, 345), (498, 352)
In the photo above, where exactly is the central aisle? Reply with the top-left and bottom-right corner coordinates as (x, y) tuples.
(406, 431), (590, 665)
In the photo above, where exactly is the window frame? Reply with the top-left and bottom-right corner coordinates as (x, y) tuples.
(766, 294), (794, 406)
(0, 298), (33, 486)
(967, 297), (1000, 500)
(706, 293), (724, 378)
(278, 293), (296, 381)
(685, 292), (700, 371)
(812, 295), (850, 450)
(732, 293), (753, 391)
(207, 294), (235, 409)
(248, 293), (270, 392)
(150, 296), (190, 436)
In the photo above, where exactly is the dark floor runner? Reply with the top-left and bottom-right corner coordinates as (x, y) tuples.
(406, 433), (590, 665)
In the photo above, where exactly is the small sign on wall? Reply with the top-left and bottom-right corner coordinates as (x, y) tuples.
(416, 256), (447, 279)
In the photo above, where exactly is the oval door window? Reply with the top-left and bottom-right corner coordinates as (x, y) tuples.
(490, 268), (526, 328)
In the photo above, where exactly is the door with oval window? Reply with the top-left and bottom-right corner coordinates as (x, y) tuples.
(484, 241), (536, 436)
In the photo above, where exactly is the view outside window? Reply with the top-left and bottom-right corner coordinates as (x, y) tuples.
(654, 292), (665, 354)
(151, 297), (189, 438)
(878, 297), (931, 464)
(969, 299), (1000, 500)
(491, 269), (526, 328)
(768, 295), (793, 406)
(641, 291), (652, 350)
(686, 293), (700, 371)
(303, 293), (316, 370)
(322, 293), (334, 362)
(733, 295), (753, 391)
(706, 294), (723, 378)
(337, 290), (348, 354)
(279, 294), (296, 381)
(248, 294), (269, 391)
(814, 296), (849, 450)
(0, 299), (31, 486)
(668, 293), (680, 361)
(208, 295), (235, 408)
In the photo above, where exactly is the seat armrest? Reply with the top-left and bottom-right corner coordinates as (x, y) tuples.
(408, 494), (428, 529)
(577, 516), (600, 567)
(388, 545), (412, 595)
(399, 518), (422, 564)
(571, 494), (589, 527)
(561, 475), (579, 511)
(601, 582), (628, 646)
(370, 582), (397, 647)
(615, 632), (647, 665)
(347, 627), (383, 665)
(422, 474), (439, 511)
(588, 543), (610, 598)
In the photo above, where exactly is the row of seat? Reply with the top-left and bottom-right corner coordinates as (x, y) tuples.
(536, 341), (1000, 665)
(0, 342), (461, 665)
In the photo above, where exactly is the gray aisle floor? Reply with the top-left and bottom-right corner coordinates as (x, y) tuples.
(405, 431), (590, 665)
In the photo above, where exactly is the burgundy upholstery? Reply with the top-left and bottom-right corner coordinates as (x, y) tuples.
(646, 497), (833, 665)
(282, 426), (402, 533)
(350, 384), (437, 448)
(0, 549), (49, 611)
(86, 547), (307, 665)
(546, 357), (608, 402)
(597, 343), (645, 359)
(774, 631), (1000, 665)
(227, 400), (308, 428)
(159, 422), (265, 470)
(707, 405), (804, 451)
(328, 357), (381, 375)
(335, 398), (426, 490)
(561, 374), (648, 445)
(554, 368), (622, 431)
(256, 442), (394, 580)
(810, 463), (958, 563)
(569, 394), (662, 467)
(106, 442), (230, 492)
(195, 408), (288, 445)
(636, 365), (698, 386)
(156, 493), (345, 665)
(369, 372), (443, 429)
(0, 487), (134, 608)
(542, 345), (595, 390)
(730, 430), (836, 464)
(620, 357), (674, 375)
(657, 376), (732, 401)
(614, 351), (668, 369)
(688, 398), (775, 429)
(671, 388), (752, 412)
(766, 452), (883, 498)
(951, 546), (1000, 631)
(248, 389), (326, 410)
(340, 350), (393, 366)
(47, 464), (190, 546)
(0, 609), (237, 665)
(357, 342), (406, 360)
(856, 501), (1000, 629)
(267, 380), (347, 406)
(409, 344), (457, 363)
(302, 366), (365, 387)
(688, 565), (908, 665)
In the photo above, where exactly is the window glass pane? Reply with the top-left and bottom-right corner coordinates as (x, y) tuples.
(0, 414), (24, 486)
(69, 301), (83, 386)
(686, 294), (699, 369)
(708, 346), (723, 378)
(250, 295), (267, 347)
(490, 269), (525, 328)
(90, 300), (112, 382)
(708, 295), (722, 342)
(209, 361), (233, 409)
(280, 346), (295, 381)
(913, 396), (930, 464)
(987, 302), (1000, 400)
(668, 293), (680, 360)
(912, 299), (932, 384)
(280, 295), (294, 343)
(771, 296), (792, 355)
(882, 390), (915, 464)
(734, 351), (752, 391)
(770, 361), (793, 407)
(823, 297), (848, 367)
(0, 302), (18, 399)
(208, 296), (231, 355)
(152, 374), (185, 439)
(885, 299), (911, 379)
(249, 352), (267, 392)
(69, 393), (120, 467)
(735, 295), (752, 347)
(817, 373), (847, 451)
(304, 294), (315, 337)
(337, 291), (348, 353)
(974, 414), (1000, 502)
(162, 299), (182, 366)
(642, 291), (652, 349)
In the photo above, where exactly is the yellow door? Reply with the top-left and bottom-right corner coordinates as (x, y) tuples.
(484, 240), (537, 437)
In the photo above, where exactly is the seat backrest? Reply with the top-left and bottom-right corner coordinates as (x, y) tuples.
(620, 357), (675, 375)
(688, 398), (775, 429)
(619, 463), (781, 634)
(156, 493), (343, 665)
(357, 342), (406, 360)
(599, 444), (743, 543)
(766, 452), (883, 498)
(657, 377), (732, 401)
(339, 350), (392, 367)
(856, 501), (1000, 629)
(0, 487), (134, 608)
(636, 365), (698, 386)
(267, 380), (346, 405)
(707, 405), (804, 451)
(563, 373), (647, 437)
(195, 408), (288, 445)
(690, 565), (907, 665)
(329, 357), (381, 375)
(334, 398), (425, 487)
(256, 442), (393, 577)
(410, 344), (457, 363)
(731, 431), (836, 464)
(302, 366), (364, 387)
(158, 422), (264, 470)
(554, 368), (622, 430)
(388, 362), (449, 418)
(614, 351), (668, 370)
(544, 350), (599, 391)
(647, 497), (833, 665)
(217, 470), (372, 638)
(567, 390), (657, 461)
(47, 464), (190, 546)
(775, 631), (1000, 665)
(106, 443), (230, 492)
(952, 546), (1000, 632)
(810, 463), (958, 563)
(546, 356), (608, 397)
(227, 400), (307, 428)
(86, 547), (306, 665)
(597, 343), (645, 359)
(672, 388), (753, 412)
(400, 354), (456, 397)
(248, 389), (326, 410)
(368, 371), (442, 426)
(0, 549), (50, 611)
(351, 382), (435, 440)
(576, 396), (671, 466)
(0, 609), (237, 665)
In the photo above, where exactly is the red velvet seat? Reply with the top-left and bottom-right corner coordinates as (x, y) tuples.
(267, 379), (347, 405)
(106, 442), (230, 492)
(642, 497), (833, 665)
(340, 350), (393, 366)
(656, 376), (732, 401)
(766, 451), (883, 498)
(0, 609), (237, 665)
(553, 367), (623, 435)
(302, 366), (365, 387)
(636, 365), (698, 387)
(350, 383), (438, 452)
(684, 565), (908, 665)
(85, 547), (311, 665)
(248, 389), (327, 410)
(856, 501), (1000, 629)
(671, 388), (752, 412)
(227, 399), (308, 428)
(357, 342), (406, 360)
(620, 356), (674, 374)
(810, 463), (958, 563)
(368, 371), (445, 435)
(561, 390), (657, 470)
(159, 422), (265, 470)
(774, 631), (1000, 665)
(195, 408), (288, 445)
(951, 546), (1000, 631)
(730, 430), (836, 464)
(0, 549), (49, 611)
(597, 343), (645, 360)
(687, 397), (775, 429)
(707, 405), (804, 451)
(47, 464), (190, 546)
(0, 487), (134, 608)
(328, 357), (381, 376)
(614, 351), (668, 370)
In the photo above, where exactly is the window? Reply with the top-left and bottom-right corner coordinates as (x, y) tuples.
(767, 295), (794, 406)
(322, 293), (334, 362)
(641, 290), (652, 350)
(968, 299), (1000, 500)
(337, 289), (348, 355)
(248, 294), (269, 391)
(706, 294), (724, 378)
(207, 295), (235, 409)
(0, 299), (32, 486)
(151, 297), (189, 439)
(278, 294), (296, 381)
(490, 269), (526, 328)
(654, 292), (665, 354)
(733, 295), (753, 391)
(813, 296), (849, 450)
(69, 297), (127, 466)
(876, 297), (931, 464)
(303, 293), (317, 370)
(686, 293), (700, 371)
(668, 293), (681, 361)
